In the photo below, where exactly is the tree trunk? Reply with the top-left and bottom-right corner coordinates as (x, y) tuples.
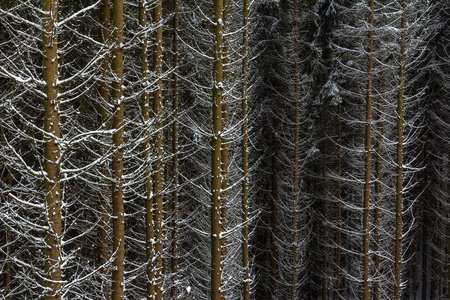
(363, 1), (375, 299)
(138, 1), (155, 298)
(152, 0), (164, 297)
(211, 0), (224, 298)
(42, 0), (62, 298)
(291, 1), (300, 298)
(111, 0), (125, 298)
(271, 96), (279, 300)
(422, 114), (429, 300)
(171, 0), (180, 297)
(241, 0), (250, 297)
(220, 1), (229, 298)
(322, 104), (328, 300)
(394, 1), (407, 298)
(335, 103), (342, 300)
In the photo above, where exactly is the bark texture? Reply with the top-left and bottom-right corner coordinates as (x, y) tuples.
(211, 0), (224, 298)
(42, 0), (62, 298)
(111, 0), (125, 298)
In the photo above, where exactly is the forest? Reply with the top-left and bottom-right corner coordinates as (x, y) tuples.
(0, 0), (449, 299)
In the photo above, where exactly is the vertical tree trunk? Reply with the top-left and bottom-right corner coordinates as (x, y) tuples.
(220, 2), (229, 298)
(211, 0), (224, 298)
(241, 0), (250, 297)
(271, 96), (279, 300)
(363, 1), (375, 299)
(138, 1), (155, 298)
(98, 1), (111, 298)
(394, 1), (407, 298)
(291, 1), (300, 298)
(42, 0), (62, 298)
(447, 221), (450, 300)
(111, 0), (125, 298)
(152, 0), (164, 297)
(171, 0), (180, 297)
(322, 123), (327, 300)
(335, 103), (342, 300)
(422, 112), (429, 300)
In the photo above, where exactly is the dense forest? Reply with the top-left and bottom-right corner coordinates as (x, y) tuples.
(0, 0), (449, 299)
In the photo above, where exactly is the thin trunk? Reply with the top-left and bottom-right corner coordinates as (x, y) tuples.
(42, 0), (62, 298)
(152, 0), (164, 297)
(291, 1), (300, 298)
(171, 0), (179, 297)
(322, 124), (327, 300)
(138, 1), (155, 298)
(98, 1), (111, 298)
(335, 103), (342, 300)
(422, 114), (429, 300)
(394, 1), (407, 298)
(220, 1), (229, 298)
(363, 1), (375, 299)
(447, 221), (450, 300)
(241, 0), (250, 297)
(271, 96), (279, 300)
(111, 0), (125, 298)
(211, 0), (224, 298)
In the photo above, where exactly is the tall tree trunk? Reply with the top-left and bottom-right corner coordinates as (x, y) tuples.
(335, 103), (342, 300)
(111, 0), (125, 298)
(271, 96), (279, 300)
(422, 111), (429, 300)
(42, 0), (62, 298)
(394, 1), (407, 298)
(152, 0), (164, 297)
(138, 1), (155, 298)
(220, 1), (229, 298)
(291, 1), (300, 298)
(447, 221), (450, 300)
(98, 1), (111, 298)
(363, 1), (375, 299)
(171, 0), (180, 297)
(322, 103), (328, 300)
(211, 0), (224, 298)
(241, 0), (250, 298)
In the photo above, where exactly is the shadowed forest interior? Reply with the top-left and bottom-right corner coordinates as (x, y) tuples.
(0, 0), (449, 299)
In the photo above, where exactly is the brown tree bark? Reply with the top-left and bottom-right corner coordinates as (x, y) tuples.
(110, 0), (125, 298)
(394, 1), (407, 298)
(42, 0), (62, 298)
(241, 0), (250, 298)
(220, 2), (229, 298)
(152, 0), (164, 297)
(171, 0), (180, 297)
(363, 1), (375, 299)
(211, 0), (224, 298)
(137, 1), (156, 298)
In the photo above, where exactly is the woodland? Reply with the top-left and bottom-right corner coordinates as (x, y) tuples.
(0, 0), (449, 299)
